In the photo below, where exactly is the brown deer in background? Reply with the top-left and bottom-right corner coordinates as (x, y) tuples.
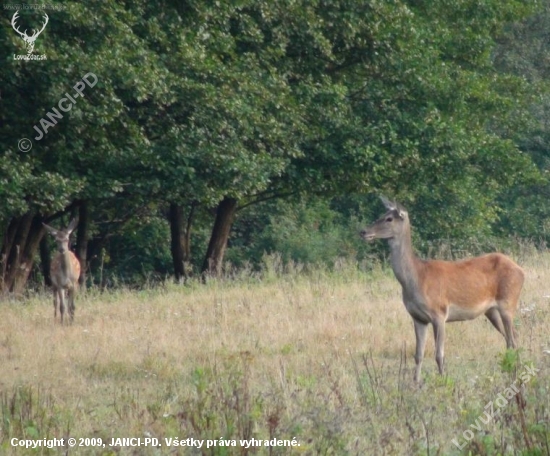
(43, 219), (81, 324)
(361, 197), (524, 382)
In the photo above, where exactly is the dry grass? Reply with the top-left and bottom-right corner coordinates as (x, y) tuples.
(0, 252), (549, 455)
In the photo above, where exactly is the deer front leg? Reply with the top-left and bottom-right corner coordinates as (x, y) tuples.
(59, 289), (66, 325)
(53, 289), (59, 321)
(413, 319), (429, 383)
(68, 287), (76, 323)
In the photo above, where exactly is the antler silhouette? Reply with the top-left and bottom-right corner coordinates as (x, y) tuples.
(11, 11), (48, 54)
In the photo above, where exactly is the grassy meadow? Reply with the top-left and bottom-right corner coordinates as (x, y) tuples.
(0, 249), (549, 455)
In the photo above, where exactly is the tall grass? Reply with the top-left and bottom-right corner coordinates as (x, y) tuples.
(0, 249), (549, 455)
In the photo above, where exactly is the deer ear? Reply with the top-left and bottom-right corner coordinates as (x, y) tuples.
(380, 195), (396, 211)
(395, 202), (408, 219)
(66, 218), (78, 234)
(43, 223), (57, 235)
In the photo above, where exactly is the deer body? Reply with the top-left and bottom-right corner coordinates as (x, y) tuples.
(361, 197), (524, 382)
(44, 220), (81, 324)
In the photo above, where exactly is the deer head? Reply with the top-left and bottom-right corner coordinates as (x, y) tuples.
(360, 196), (409, 241)
(43, 218), (78, 253)
(11, 11), (49, 55)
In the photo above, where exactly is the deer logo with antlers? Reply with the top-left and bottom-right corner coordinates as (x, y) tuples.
(11, 10), (49, 55)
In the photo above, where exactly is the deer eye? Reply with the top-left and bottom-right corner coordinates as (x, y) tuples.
(385, 217), (393, 222)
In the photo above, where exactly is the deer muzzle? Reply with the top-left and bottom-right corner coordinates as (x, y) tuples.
(360, 229), (376, 241)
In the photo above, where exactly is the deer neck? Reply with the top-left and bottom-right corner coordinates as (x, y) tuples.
(387, 223), (420, 291)
(58, 250), (73, 278)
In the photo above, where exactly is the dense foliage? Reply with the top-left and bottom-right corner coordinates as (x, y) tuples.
(0, 0), (548, 289)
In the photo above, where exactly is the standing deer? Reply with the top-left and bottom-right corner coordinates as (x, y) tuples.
(43, 219), (81, 324)
(360, 197), (524, 382)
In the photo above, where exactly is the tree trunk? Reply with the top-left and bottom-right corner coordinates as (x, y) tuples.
(183, 203), (195, 266)
(169, 202), (196, 282)
(75, 201), (89, 287)
(3, 212), (34, 292)
(0, 217), (19, 292)
(11, 215), (45, 294)
(39, 235), (52, 287)
(169, 203), (186, 282)
(201, 197), (238, 277)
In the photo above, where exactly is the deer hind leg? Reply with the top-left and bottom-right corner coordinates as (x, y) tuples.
(498, 306), (517, 349)
(432, 318), (446, 376)
(413, 319), (429, 383)
(485, 307), (506, 338)
(496, 267), (523, 349)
